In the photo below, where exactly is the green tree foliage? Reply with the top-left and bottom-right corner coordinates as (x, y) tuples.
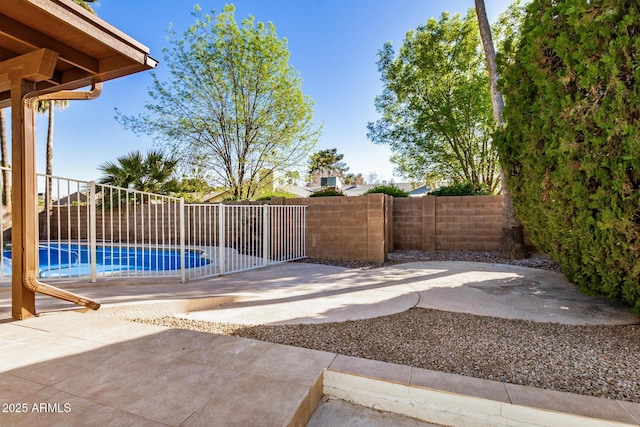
(98, 150), (179, 194)
(172, 176), (214, 202)
(174, 177), (213, 194)
(309, 188), (345, 197)
(496, 0), (640, 309)
(342, 172), (365, 185)
(254, 190), (298, 201)
(118, 5), (320, 200)
(307, 148), (349, 185)
(363, 184), (408, 197)
(492, 0), (527, 74)
(368, 10), (499, 192)
(428, 182), (490, 196)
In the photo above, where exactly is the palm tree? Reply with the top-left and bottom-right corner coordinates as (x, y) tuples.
(474, 0), (527, 259)
(99, 150), (179, 207)
(36, 99), (68, 212)
(99, 149), (179, 194)
(73, 0), (98, 13)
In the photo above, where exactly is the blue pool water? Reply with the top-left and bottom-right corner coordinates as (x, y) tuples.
(2, 243), (211, 278)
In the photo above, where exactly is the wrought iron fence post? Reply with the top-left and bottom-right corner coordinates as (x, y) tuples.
(218, 204), (225, 275)
(263, 204), (270, 266)
(89, 181), (97, 283)
(303, 206), (307, 258)
(179, 197), (185, 283)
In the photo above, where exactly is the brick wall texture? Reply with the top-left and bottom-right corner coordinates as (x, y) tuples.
(393, 195), (503, 251)
(273, 194), (508, 262)
(270, 194), (388, 263)
(35, 195), (519, 264)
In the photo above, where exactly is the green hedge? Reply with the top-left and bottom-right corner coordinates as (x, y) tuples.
(309, 188), (345, 197)
(428, 182), (490, 196)
(496, 0), (640, 309)
(363, 184), (409, 197)
(254, 190), (298, 201)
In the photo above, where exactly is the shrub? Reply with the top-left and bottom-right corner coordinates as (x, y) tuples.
(309, 188), (345, 197)
(254, 190), (297, 201)
(363, 184), (409, 197)
(496, 0), (640, 309)
(428, 182), (490, 196)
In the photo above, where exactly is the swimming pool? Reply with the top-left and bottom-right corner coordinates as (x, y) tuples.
(2, 243), (212, 278)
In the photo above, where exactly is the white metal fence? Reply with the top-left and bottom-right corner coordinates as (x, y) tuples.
(183, 203), (306, 280)
(0, 169), (306, 282)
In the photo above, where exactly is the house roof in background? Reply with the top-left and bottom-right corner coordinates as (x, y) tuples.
(279, 185), (315, 198)
(277, 182), (431, 198)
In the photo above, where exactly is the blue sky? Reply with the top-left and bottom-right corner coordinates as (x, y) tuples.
(34, 0), (515, 184)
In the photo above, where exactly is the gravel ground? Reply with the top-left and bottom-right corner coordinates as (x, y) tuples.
(297, 250), (563, 272)
(132, 251), (640, 403)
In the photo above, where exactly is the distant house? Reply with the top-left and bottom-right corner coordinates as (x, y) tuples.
(276, 177), (430, 198)
(200, 170), (276, 202)
(320, 176), (341, 188)
(191, 176), (432, 201)
(200, 190), (233, 203)
(407, 185), (430, 197)
(277, 185), (315, 198)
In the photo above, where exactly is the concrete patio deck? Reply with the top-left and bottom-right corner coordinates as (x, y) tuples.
(1, 261), (639, 426)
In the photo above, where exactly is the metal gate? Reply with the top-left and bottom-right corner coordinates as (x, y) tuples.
(184, 203), (307, 280)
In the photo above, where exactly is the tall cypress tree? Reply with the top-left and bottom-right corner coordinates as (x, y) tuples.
(497, 0), (640, 309)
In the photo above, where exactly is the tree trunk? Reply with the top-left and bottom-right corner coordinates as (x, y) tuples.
(475, 0), (527, 259)
(45, 101), (54, 213)
(499, 170), (526, 258)
(0, 109), (9, 207)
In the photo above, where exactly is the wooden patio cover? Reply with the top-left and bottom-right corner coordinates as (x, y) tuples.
(0, 0), (157, 319)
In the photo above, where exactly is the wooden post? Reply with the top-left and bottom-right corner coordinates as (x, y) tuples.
(10, 80), (37, 319)
(0, 49), (58, 319)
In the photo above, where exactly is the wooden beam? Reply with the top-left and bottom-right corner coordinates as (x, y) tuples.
(0, 48), (58, 82)
(0, 14), (99, 74)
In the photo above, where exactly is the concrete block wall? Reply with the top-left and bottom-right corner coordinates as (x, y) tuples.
(434, 195), (503, 251)
(272, 194), (388, 263)
(392, 195), (503, 252)
(392, 197), (436, 251)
